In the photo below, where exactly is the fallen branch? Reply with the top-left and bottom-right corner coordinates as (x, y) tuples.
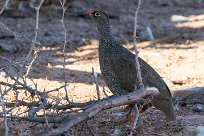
(0, 74), (43, 96)
(36, 87), (159, 136)
(172, 87), (204, 97)
(0, 115), (66, 123)
(2, 99), (96, 111)
(172, 87), (204, 105)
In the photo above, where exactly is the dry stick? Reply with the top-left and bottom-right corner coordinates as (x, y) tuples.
(23, 0), (44, 77)
(7, 1), (42, 90)
(102, 85), (109, 97)
(0, 80), (18, 96)
(1, 77), (97, 110)
(36, 87), (159, 136)
(0, 85), (9, 136)
(2, 71), (43, 96)
(0, 22), (40, 45)
(92, 67), (100, 100)
(133, 0), (143, 89)
(146, 26), (154, 40)
(2, 72), (48, 116)
(3, 99), (96, 112)
(0, 0), (10, 15)
(0, 86), (20, 116)
(0, 56), (20, 71)
(6, 0), (44, 94)
(59, 0), (71, 103)
(130, 0), (143, 135)
(0, 0), (43, 104)
(0, 115), (65, 123)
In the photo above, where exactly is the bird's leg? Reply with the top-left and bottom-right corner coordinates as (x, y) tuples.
(129, 104), (140, 136)
(131, 104), (140, 128)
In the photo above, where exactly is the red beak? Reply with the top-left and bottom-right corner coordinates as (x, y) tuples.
(85, 11), (93, 16)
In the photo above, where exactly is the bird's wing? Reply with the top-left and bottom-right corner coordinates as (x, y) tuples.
(109, 44), (172, 98)
(109, 48), (175, 119)
(110, 54), (137, 92)
(139, 58), (175, 120)
(138, 57), (172, 98)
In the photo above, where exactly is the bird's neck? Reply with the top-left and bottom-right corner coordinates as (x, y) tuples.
(96, 22), (114, 43)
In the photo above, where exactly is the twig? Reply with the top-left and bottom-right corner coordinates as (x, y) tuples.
(0, 0), (10, 15)
(28, 92), (48, 117)
(1, 71), (43, 96)
(0, 115), (66, 123)
(36, 87), (159, 136)
(133, 0), (143, 89)
(129, 104), (139, 136)
(0, 79), (18, 96)
(130, 0), (143, 135)
(59, 0), (71, 103)
(92, 67), (100, 100)
(0, 22), (40, 45)
(0, 56), (20, 71)
(22, 0), (44, 76)
(2, 99), (97, 111)
(0, 85), (9, 136)
(102, 85), (109, 97)
(146, 26), (154, 40)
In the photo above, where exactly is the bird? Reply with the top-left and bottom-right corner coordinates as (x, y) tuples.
(85, 10), (176, 121)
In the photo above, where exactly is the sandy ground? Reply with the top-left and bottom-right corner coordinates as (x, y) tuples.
(0, 0), (204, 135)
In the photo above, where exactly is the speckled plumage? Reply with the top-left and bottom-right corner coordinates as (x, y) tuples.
(89, 11), (175, 120)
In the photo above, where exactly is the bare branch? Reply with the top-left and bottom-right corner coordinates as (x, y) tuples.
(0, 22), (40, 45)
(133, 0), (144, 89)
(0, 56), (20, 71)
(0, 85), (9, 136)
(22, 0), (44, 76)
(1, 71), (43, 96)
(0, 115), (66, 123)
(28, 93), (48, 117)
(0, 0), (10, 15)
(36, 87), (159, 136)
(59, 0), (72, 103)
(2, 99), (96, 111)
(130, 0), (143, 135)
(102, 84), (109, 98)
(92, 67), (100, 100)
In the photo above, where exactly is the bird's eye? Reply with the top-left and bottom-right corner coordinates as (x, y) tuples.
(94, 12), (101, 17)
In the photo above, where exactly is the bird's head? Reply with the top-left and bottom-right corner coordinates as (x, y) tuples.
(85, 10), (109, 24)
(85, 10), (112, 38)
(85, 10), (109, 18)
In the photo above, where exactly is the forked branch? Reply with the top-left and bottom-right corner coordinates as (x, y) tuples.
(36, 87), (159, 136)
